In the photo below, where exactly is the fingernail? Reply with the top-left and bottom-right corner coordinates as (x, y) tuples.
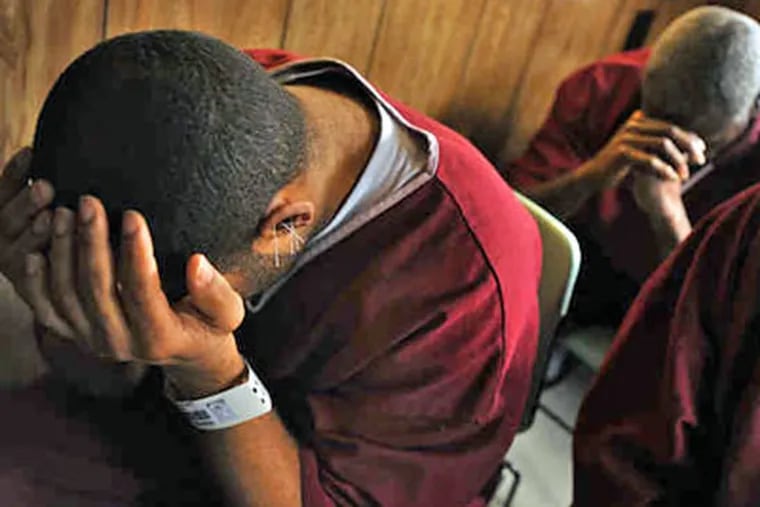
(196, 255), (214, 286)
(32, 181), (53, 207)
(121, 211), (140, 237)
(79, 196), (96, 224)
(53, 208), (72, 236)
(32, 211), (51, 235)
(25, 254), (41, 275)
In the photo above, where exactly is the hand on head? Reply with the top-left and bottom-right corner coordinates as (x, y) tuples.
(589, 110), (707, 189)
(0, 148), (246, 396)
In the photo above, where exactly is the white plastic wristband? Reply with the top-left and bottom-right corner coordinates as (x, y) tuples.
(169, 358), (272, 431)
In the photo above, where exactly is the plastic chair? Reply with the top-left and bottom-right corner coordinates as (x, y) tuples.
(494, 192), (581, 506)
(515, 192), (581, 431)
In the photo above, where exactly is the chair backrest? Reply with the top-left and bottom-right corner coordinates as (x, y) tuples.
(515, 192), (581, 430)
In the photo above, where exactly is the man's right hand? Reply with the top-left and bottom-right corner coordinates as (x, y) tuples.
(583, 110), (707, 189)
(0, 148), (55, 299)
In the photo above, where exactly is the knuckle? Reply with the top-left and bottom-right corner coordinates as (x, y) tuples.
(615, 144), (631, 157)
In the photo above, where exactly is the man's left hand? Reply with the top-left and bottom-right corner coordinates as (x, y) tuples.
(23, 195), (246, 398)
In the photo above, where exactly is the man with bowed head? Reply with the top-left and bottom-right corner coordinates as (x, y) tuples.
(506, 6), (760, 327)
(0, 31), (541, 506)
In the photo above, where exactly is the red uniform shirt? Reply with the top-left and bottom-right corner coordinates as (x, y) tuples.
(574, 181), (760, 506)
(0, 49), (541, 507)
(506, 48), (760, 325)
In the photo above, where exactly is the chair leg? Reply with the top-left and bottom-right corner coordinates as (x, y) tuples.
(500, 460), (521, 506)
(536, 403), (574, 435)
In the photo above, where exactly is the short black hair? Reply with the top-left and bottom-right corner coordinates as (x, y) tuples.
(31, 30), (306, 300)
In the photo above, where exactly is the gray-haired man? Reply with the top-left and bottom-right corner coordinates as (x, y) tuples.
(506, 6), (760, 327)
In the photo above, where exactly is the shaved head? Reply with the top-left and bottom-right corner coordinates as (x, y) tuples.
(31, 31), (307, 300)
(643, 6), (760, 145)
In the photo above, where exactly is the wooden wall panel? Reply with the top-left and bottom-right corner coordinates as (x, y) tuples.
(498, 0), (627, 162)
(283, 0), (384, 74)
(644, 0), (712, 44)
(7, 0), (760, 171)
(367, 0), (488, 118)
(444, 0), (549, 157)
(0, 0), (103, 162)
(735, 0), (760, 17)
(604, 0), (660, 54)
(106, 0), (289, 49)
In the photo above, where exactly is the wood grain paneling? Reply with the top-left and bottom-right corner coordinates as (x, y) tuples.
(367, 0), (488, 117)
(445, 0), (550, 158)
(283, 0), (384, 73)
(6, 0), (759, 171)
(735, 0), (760, 17)
(604, 0), (660, 53)
(0, 0), (103, 162)
(106, 0), (290, 49)
(498, 0), (628, 162)
(644, 0), (711, 44)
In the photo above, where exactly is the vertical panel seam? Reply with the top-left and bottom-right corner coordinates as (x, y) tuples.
(279, 0), (295, 49)
(101, 0), (109, 39)
(503, 0), (554, 128)
(495, 0), (554, 163)
(449, 0), (491, 115)
(365, 0), (389, 78)
(603, 0), (634, 53)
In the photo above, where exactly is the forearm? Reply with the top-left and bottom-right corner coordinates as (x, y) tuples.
(522, 160), (608, 219)
(166, 355), (302, 507)
(200, 412), (301, 507)
(648, 209), (692, 261)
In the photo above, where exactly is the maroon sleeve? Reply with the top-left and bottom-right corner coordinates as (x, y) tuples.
(505, 68), (598, 189)
(504, 55), (644, 190)
(573, 183), (760, 505)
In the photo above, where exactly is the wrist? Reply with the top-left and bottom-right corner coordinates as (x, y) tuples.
(578, 158), (619, 191)
(646, 197), (688, 226)
(647, 202), (692, 245)
(163, 343), (245, 399)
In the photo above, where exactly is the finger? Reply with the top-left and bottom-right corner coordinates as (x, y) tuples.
(620, 147), (680, 181)
(22, 253), (75, 339)
(628, 117), (706, 165)
(186, 254), (244, 332)
(50, 207), (92, 337)
(0, 180), (55, 238)
(0, 209), (52, 277)
(621, 134), (690, 180)
(77, 195), (131, 359)
(0, 148), (32, 205)
(118, 210), (177, 359)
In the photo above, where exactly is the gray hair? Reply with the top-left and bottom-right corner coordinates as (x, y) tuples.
(642, 6), (760, 136)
